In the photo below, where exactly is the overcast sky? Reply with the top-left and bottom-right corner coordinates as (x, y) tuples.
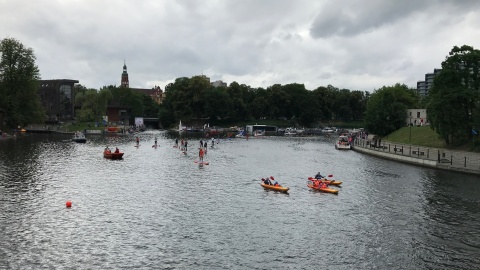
(2, 0), (480, 92)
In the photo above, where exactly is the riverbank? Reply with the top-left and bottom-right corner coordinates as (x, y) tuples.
(353, 137), (480, 176)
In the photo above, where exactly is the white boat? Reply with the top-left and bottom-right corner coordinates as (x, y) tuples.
(72, 132), (87, 143)
(322, 127), (334, 133)
(253, 130), (265, 136)
(284, 127), (296, 136)
(335, 134), (351, 150)
(178, 120), (185, 133)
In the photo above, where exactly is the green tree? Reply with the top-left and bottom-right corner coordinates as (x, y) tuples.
(75, 88), (112, 122)
(204, 87), (232, 121)
(427, 45), (480, 144)
(0, 37), (44, 127)
(365, 83), (416, 136)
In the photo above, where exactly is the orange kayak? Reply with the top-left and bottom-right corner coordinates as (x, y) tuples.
(308, 177), (342, 186)
(260, 183), (289, 193)
(307, 183), (339, 194)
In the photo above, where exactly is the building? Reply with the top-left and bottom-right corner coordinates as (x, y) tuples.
(211, 80), (227, 87)
(121, 60), (129, 88)
(120, 62), (164, 104)
(417, 68), (442, 97)
(406, 109), (428, 126)
(38, 79), (79, 123)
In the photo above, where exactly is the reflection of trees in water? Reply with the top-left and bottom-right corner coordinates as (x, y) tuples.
(420, 171), (480, 268)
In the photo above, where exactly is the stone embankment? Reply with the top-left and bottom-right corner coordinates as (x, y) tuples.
(353, 137), (480, 175)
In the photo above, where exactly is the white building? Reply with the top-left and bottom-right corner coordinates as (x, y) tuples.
(406, 109), (428, 126)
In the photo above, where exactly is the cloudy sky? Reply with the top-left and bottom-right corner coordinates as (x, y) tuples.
(1, 0), (479, 92)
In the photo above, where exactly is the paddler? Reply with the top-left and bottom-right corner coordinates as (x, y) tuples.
(270, 176), (281, 187)
(315, 172), (324, 179)
(199, 147), (205, 162)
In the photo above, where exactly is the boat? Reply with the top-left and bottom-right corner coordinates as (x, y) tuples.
(178, 120), (185, 133)
(307, 181), (339, 194)
(103, 148), (124, 159)
(284, 127), (296, 136)
(72, 132), (87, 143)
(260, 183), (289, 193)
(253, 130), (265, 137)
(335, 134), (351, 150)
(322, 127), (335, 133)
(307, 177), (342, 186)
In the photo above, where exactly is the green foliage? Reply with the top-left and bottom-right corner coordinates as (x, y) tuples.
(384, 126), (446, 148)
(0, 37), (44, 127)
(75, 88), (112, 122)
(427, 45), (480, 145)
(365, 83), (417, 136)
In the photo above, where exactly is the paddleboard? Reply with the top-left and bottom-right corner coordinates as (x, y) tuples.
(194, 161), (209, 165)
(135, 145), (141, 147)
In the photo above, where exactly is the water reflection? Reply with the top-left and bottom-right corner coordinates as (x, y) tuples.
(0, 133), (479, 269)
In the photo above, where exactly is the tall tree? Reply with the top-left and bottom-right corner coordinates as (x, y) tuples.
(365, 83), (416, 136)
(0, 38), (44, 127)
(427, 45), (480, 144)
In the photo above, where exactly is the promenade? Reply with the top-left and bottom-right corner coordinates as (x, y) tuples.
(353, 137), (480, 176)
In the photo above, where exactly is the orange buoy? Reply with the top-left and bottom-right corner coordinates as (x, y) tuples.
(66, 201), (72, 208)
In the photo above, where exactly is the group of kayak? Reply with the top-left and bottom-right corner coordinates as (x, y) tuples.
(260, 172), (342, 194)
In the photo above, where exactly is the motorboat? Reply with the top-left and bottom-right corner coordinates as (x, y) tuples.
(103, 148), (124, 159)
(322, 127), (335, 133)
(72, 132), (87, 143)
(335, 134), (351, 150)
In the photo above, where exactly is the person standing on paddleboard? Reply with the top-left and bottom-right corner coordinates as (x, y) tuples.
(199, 147), (204, 162)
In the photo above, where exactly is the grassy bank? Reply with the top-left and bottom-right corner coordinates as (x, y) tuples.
(384, 126), (446, 148)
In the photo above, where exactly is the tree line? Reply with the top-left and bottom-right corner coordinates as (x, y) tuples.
(2, 37), (478, 147)
(159, 76), (369, 128)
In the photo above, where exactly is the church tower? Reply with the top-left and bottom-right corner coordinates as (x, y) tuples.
(121, 60), (129, 88)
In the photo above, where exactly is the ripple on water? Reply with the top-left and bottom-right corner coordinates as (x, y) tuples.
(0, 134), (479, 269)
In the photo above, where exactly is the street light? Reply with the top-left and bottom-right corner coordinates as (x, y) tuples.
(409, 116), (412, 142)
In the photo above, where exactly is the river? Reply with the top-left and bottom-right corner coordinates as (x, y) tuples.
(0, 132), (479, 269)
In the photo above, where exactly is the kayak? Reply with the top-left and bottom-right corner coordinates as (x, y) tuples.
(308, 177), (342, 186)
(307, 183), (339, 194)
(260, 183), (289, 193)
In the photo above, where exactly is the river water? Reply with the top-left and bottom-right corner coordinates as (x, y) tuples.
(0, 132), (479, 269)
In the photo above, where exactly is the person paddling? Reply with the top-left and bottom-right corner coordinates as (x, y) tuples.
(270, 176), (281, 187)
(315, 172), (324, 179)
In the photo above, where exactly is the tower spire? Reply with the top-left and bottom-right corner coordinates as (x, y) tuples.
(121, 60), (129, 88)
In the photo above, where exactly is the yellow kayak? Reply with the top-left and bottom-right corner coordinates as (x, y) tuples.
(307, 183), (339, 194)
(260, 183), (290, 193)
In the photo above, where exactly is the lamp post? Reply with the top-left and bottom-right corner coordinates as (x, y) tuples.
(409, 116), (412, 142)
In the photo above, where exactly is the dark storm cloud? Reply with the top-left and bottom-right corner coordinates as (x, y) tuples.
(309, 0), (480, 38)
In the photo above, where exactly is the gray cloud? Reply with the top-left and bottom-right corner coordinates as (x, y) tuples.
(1, 0), (479, 91)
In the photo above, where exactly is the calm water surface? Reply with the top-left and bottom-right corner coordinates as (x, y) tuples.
(0, 132), (479, 269)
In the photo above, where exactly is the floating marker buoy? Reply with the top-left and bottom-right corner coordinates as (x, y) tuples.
(66, 201), (72, 208)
